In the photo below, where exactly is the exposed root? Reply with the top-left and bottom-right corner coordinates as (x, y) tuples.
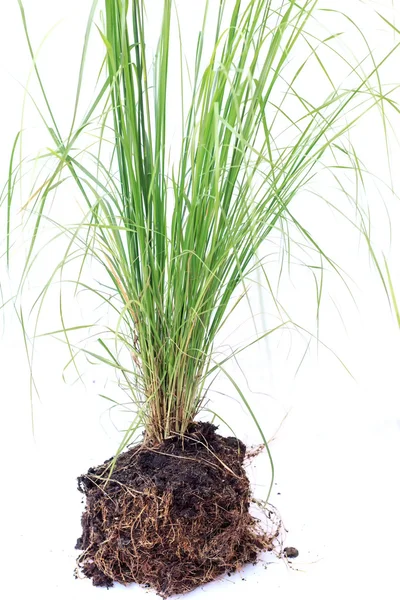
(76, 422), (280, 597)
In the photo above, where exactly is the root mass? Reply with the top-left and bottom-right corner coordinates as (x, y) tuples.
(76, 423), (274, 597)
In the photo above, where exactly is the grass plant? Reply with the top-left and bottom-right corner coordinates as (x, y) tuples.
(4, 0), (400, 498)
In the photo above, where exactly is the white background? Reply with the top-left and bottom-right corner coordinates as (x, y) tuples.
(1, 1), (400, 599)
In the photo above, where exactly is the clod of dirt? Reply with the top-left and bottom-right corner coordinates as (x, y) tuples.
(76, 422), (276, 597)
(284, 546), (299, 558)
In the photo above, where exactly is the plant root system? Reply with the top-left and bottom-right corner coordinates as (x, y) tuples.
(76, 423), (277, 597)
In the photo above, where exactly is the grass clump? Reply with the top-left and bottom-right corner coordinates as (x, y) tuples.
(2, 0), (400, 594)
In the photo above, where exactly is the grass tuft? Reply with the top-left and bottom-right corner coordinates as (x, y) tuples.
(3, 0), (400, 497)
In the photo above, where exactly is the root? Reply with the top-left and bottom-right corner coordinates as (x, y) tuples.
(76, 423), (281, 597)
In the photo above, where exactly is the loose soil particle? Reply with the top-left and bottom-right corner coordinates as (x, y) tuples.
(76, 422), (275, 597)
(284, 547), (299, 559)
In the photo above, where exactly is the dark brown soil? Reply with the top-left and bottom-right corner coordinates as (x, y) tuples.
(75, 422), (275, 597)
(284, 546), (299, 559)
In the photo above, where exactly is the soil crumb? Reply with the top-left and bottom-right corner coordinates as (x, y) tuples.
(76, 422), (275, 597)
(284, 546), (299, 559)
